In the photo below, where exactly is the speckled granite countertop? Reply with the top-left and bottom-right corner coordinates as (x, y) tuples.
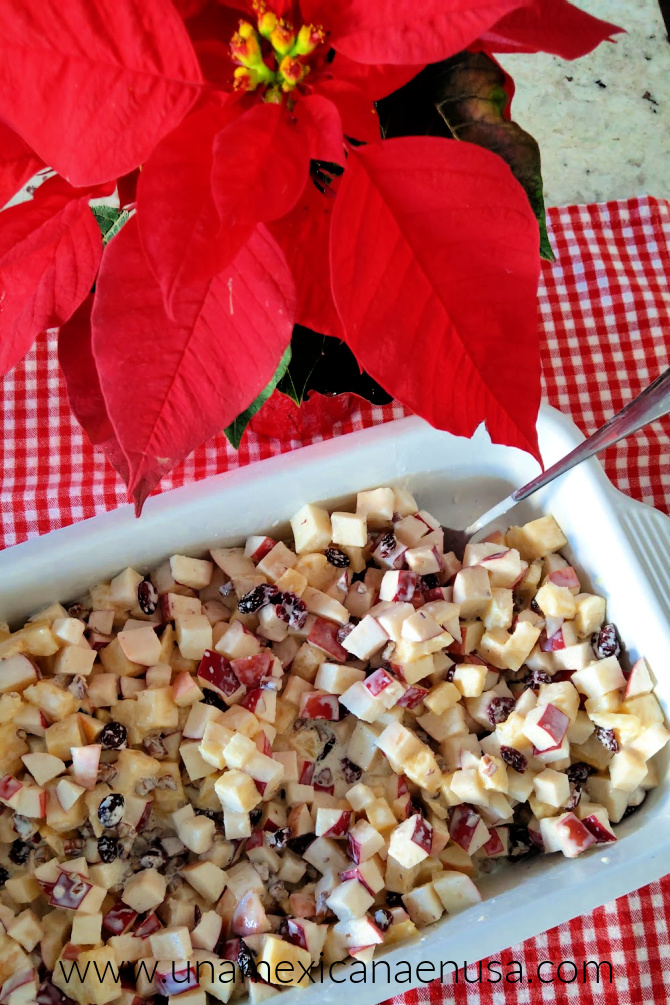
(498, 0), (670, 206)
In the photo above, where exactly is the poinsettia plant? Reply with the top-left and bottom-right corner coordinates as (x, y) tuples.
(0, 0), (620, 512)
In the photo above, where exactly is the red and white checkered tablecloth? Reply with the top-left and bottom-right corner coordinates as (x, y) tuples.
(1, 195), (669, 1002)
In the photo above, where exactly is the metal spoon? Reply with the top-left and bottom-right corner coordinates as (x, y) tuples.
(442, 365), (670, 558)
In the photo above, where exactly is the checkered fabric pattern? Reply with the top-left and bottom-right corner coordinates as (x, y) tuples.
(1, 195), (669, 1002)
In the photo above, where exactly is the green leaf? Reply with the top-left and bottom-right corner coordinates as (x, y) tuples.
(277, 326), (325, 405)
(91, 205), (131, 246)
(224, 346), (292, 449)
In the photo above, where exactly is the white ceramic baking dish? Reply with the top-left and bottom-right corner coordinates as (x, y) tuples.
(1, 404), (669, 1005)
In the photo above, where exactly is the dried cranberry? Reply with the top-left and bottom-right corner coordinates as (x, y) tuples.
(622, 796), (646, 819)
(565, 786), (582, 811)
(499, 746), (527, 773)
(238, 584), (279, 614)
(592, 623), (621, 660)
(98, 721), (128, 750)
(97, 836), (119, 863)
(287, 833), (316, 855)
(36, 981), (73, 1005)
(373, 908), (393, 932)
(376, 531), (397, 559)
(249, 808), (262, 828)
(566, 761), (593, 785)
(507, 825), (537, 860)
(275, 591), (308, 629)
(0, 866), (8, 888)
(325, 547), (350, 568)
(418, 573), (440, 591)
(98, 793), (125, 828)
(313, 767), (333, 790)
(137, 577), (158, 615)
(337, 623), (354, 645)
(140, 848), (166, 870)
(9, 839), (31, 865)
(340, 757), (362, 784)
(594, 726), (619, 753)
(444, 665), (456, 683)
(67, 602), (87, 619)
(194, 905), (202, 926)
(386, 891), (404, 908)
(317, 735), (336, 761)
(237, 940), (258, 980)
(522, 669), (552, 691)
(201, 689), (226, 711)
(487, 697), (515, 725)
(267, 827), (290, 851)
(530, 597), (543, 615)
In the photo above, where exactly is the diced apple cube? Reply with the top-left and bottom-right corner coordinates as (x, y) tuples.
(625, 657), (655, 699)
(110, 567), (144, 609)
(533, 768), (570, 807)
(388, 815), (433, 868)
(341, 615), (388, 661)
(572, 657), (626, 699)
(573, 593), (607, 637)
(501, 621), (541, 672)
(629, 723), (670, 760)
(181, 861), (228, 903)
(122, 869), (167, 914)
(215, 769), (261, 813)
(432, 871), (482, 914)
(169, 555), (213, 590)
(330, 512), (367, 548)
(175, 614), (213, 661)
(52, 617), (86, 646)
(256, 934), (312, 987)
(117, 626), (162, 666)
(21, 752), (65, 786)
(326, 879), (374, 921)
(540, 812), (596, 858)
(453, 567), (492, 619)
(523, 703), (570, 750)
(452, 664), (487, 698)
(608, 749), (648, 793)
(506, 516), (567, 560)
(449, 805), (490, 855)
(403, 882), (445, 926)
(290, 504), (332, 554)
(53, 645), (97, 677)
(256, 541), (298, 582)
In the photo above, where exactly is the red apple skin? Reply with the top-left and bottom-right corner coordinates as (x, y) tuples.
(548, 568), (580, 590)
(156, 964), (199, 997)
(245, 829), (264, 851)
(300, 693), (340, 721)
(61, 944), (81, 961)
(364, 667), (394, 697)
(346, 833), (363, 864)
(103, 903), (138, 936)
(0, 775), (22, 802)
(340, 867), (374, 896)
(396, 685), (429, 708)
(240, 688), (263, 713)
(581, 815), (617, 844)
(411, 815), (433, 854)
(537, 703), (570, 745)
(134, 912), (162, 938)
(298, 760), (314, 785)
(49, 872), (92, 910)
(286, 919), (308, 950)
(482, 830), (504, 856)
(231, 654), (273, 688)
(449, 806), (482, 852)
(560, 813), (596, 854)
(324, 810), (352, 838)
(540, 629), (566, 652)
(248, 537), (276, 562)
(307, 618), (349, 662)
(197, 650), (242, 698)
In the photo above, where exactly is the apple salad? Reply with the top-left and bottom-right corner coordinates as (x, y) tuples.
(0, 487), (667, 1005)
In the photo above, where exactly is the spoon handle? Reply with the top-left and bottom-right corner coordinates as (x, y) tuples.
(466, 366), (670, 536)
(513, 365), (670, 505)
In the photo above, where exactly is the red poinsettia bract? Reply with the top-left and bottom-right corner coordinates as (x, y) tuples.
(0, 0), (621, 511)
